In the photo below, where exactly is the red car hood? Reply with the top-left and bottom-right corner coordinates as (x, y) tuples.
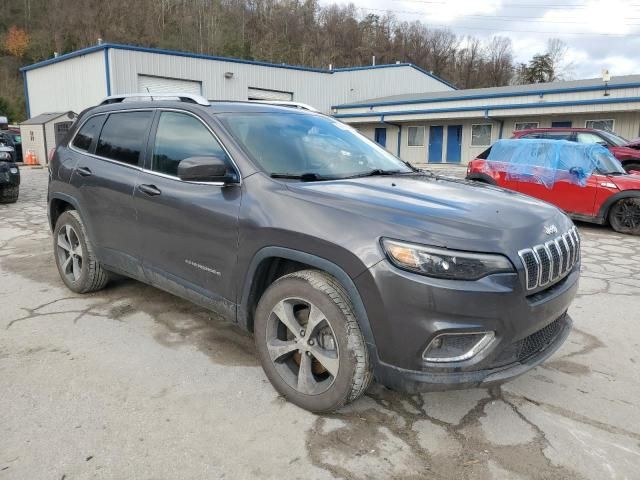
(610, 172), (640, 189)
(610, 145), (640, 158)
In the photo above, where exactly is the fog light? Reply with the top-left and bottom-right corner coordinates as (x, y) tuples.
(423, 332), (494, 362)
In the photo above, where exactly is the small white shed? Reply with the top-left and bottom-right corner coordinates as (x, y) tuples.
(20, 111), (77, 164)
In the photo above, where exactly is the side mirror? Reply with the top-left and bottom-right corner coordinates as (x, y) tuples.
(177, 156), (237, 183)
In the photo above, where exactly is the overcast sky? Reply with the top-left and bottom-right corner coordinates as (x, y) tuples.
(320, 0), (640, 80)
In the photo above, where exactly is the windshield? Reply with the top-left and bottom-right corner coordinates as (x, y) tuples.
(595, 149), (626, 174)
(219, 112), (412, 178)
(599, 130), (628, 147)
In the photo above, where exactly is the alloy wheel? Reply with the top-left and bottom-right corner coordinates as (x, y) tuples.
(56, 224), (83, 282)
(613, 199), (640, 230)
(265, 298), (340, 395)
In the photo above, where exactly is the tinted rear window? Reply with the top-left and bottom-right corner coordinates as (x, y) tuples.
(96, 111), (153, 165)
(72, 115), (105, 152)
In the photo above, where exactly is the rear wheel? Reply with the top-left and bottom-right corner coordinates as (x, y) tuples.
(609, 198), (640, 235)
(254, 270), (372, 413)
(0, 185), (19, 203)
(53, 210), (110, 293)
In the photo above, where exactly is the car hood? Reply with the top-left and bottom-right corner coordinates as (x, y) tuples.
(0, 146), (14, 152)
(609, 172), (640, 189)
(285, 174), (572, 254)
(611, 145), (640, 157)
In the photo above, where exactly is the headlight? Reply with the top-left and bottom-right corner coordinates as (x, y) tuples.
(0, 152), (10, 160)
(10, 167), (18, 174)
(381, 238), (514, 280)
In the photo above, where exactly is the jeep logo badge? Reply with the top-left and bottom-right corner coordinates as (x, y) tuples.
(544, 224), (558, 235)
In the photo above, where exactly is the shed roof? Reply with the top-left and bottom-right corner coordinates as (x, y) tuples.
(334, 75), (640, 109)
(21, 111), (76, 125)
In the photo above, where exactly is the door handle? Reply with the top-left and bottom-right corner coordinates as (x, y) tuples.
(138, 184), (162, 196)
(77, 166), (92, 177)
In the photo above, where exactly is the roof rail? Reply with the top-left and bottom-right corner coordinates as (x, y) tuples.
(247, 100), (319, 112)
(99, 93), (211, 106)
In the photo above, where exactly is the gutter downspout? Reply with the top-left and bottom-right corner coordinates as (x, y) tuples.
(104, 46), (111, 96)
(484, 109), (504, 139)
(22, 70), (30, 119)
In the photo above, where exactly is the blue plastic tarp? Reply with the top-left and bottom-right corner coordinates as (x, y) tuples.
(483, 138), (613, 189)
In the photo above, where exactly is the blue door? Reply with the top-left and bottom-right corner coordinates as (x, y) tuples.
(446, 125), (462, 163)
(374, 127), (387, 147)
(551, 121), (572, 128)
(428, 126), (443, 163)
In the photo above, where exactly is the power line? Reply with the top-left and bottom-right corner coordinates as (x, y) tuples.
(363, 7), (640, 25)
(358, 7), (640, 36)
(399, 0), (640, 9)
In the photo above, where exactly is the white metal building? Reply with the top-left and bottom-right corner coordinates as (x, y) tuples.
(333, 75), (640, 165)
(20, 43), (455, 118)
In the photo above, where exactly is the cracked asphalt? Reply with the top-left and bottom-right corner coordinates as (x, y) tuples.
(1, 167), (639, 480)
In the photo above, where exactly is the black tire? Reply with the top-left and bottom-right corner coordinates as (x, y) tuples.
(53, 210), (110, 293)
(0, 185), (19, 203)
(622, 161), (640, 174)
(608, 198), (640, 235)
(254, 269), (372, 413)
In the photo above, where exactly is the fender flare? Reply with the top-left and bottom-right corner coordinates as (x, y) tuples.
(466, 172), (497, 185)
(48, 192), (95, 239)
(598, 189), (640, 221)
(238, 246), (376, 352)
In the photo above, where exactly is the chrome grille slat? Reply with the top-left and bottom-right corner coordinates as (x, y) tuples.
(518, 228), (581, 291)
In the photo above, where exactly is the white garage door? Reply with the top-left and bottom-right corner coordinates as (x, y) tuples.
(248, 87), (293, 101)
(137, 75), (202, 95)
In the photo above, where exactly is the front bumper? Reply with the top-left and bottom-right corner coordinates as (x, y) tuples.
(355, 257), (579, 392)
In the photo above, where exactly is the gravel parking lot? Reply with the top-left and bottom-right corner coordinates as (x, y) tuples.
(1, 167), (639, 480)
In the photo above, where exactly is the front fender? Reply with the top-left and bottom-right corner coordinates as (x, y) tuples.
(238, 246), (378, 358)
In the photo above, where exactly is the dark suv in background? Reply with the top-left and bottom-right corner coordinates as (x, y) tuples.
(48, 94), (579, 412)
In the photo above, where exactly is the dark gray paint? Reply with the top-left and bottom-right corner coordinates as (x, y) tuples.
(48, 100), (579, 392)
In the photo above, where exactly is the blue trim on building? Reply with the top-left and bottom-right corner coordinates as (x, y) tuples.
(333, 82), (640, 109)
(104, 47), (111, 96)
(20, 44), (107, 72)
(22, 70), (30, 118)
(334, 96), (640, 119)
(19, 43), (455, 88)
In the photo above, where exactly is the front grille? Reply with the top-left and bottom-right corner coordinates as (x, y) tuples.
(491, 316), (566, 367)
(518, 227), (580, 291)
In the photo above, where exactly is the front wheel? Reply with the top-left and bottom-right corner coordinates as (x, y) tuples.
(622, 161), (640, 174)
(254, 270), (372, 413)
(609, 198), (640, 235)
(0, 185), (19, 203)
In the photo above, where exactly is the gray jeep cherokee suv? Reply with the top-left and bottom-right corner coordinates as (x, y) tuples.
(48, 94), (579, 412)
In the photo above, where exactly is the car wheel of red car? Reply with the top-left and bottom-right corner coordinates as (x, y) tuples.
(609, 198), (640, 235)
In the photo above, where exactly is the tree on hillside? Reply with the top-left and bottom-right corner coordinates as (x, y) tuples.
(3, 26), (30, 58)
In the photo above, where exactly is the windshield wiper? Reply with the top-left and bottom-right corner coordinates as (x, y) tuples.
(270, 172), (329, 181)
(343, 169), (407, 179)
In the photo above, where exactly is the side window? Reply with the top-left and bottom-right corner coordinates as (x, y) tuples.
(96, 111), (153, 166)
(152, 111), (229, 177)
(72, 115), (105, 152)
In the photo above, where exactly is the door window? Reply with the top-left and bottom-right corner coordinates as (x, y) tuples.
(72, 115), (106, 152)
(96, 111), (153, 166)
(152, 111), (229, 177)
